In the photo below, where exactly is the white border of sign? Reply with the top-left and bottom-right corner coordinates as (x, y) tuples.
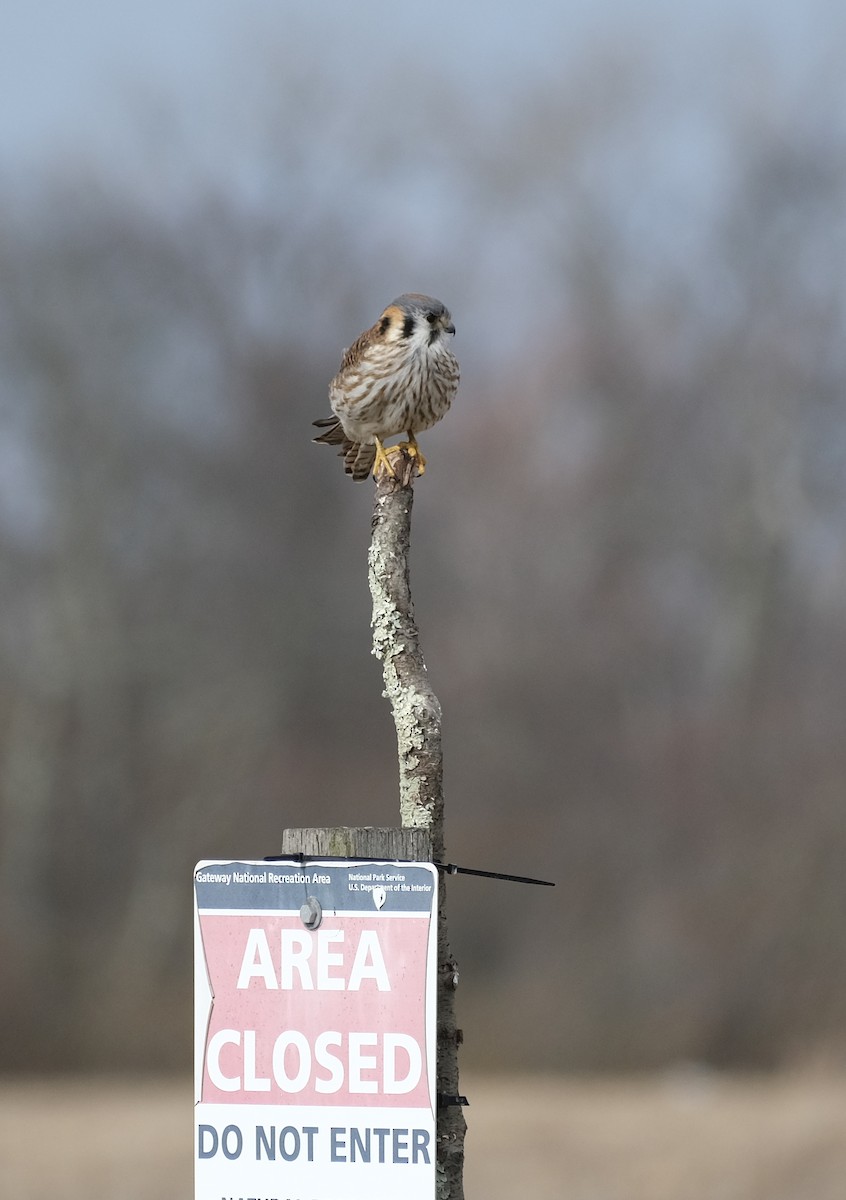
(194, 858), (438, 1200)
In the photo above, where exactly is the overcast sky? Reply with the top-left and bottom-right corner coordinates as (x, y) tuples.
(1, 0), (842, 182)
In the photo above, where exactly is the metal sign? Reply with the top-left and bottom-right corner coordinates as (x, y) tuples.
(194, 858), (438, 1200)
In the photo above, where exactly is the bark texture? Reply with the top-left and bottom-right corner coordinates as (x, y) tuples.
(368, 459), (445, 855)
(280, 826), (431, 861)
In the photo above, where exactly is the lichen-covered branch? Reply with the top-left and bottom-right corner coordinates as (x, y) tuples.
(368, 456), (445, 858)
(368, 452), (466, 1200)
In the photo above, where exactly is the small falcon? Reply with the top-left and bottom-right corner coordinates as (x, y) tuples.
(313, 293), (459, 481)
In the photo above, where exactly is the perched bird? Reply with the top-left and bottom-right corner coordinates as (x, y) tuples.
(313, 293), (459, 481)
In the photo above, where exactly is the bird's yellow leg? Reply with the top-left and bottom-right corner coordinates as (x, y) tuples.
(395, 431), (427, 474)
(372, 436), (399, 479)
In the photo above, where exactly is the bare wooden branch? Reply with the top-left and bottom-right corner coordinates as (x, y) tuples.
(368, 455), (445, 857)
(367, 451), (466, 1200)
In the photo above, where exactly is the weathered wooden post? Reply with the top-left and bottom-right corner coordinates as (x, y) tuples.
(283, 449), (466, 1199)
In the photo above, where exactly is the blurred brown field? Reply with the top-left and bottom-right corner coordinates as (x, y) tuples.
(2, 1072), (845, 1200)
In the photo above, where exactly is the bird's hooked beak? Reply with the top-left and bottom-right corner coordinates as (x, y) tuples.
(444, 320), (455, 335)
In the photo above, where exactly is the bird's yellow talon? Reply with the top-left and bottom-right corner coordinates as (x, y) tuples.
(399, 434), (427, 475)
(372, 435), (428, 482)
(372, 437), (398, 479)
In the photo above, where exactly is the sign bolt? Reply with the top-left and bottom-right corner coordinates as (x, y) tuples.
(299, 896), (323, 929)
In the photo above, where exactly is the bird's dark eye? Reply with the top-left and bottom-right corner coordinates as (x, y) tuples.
(402, 315), (415, 338)
(427, 312), (438, 324)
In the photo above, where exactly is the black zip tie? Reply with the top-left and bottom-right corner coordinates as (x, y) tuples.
(437, 1093), (469, 1108)
(434, 861), (555, 887)
(263, 853), (554, 887)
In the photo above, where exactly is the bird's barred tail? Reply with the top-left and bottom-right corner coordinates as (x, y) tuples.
(312, 416), (376, 481)
(343, 442), (377, 481)
(312, 416), (346, 445)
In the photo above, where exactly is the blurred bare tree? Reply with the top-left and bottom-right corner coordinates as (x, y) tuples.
(1, 51), (845, 1072)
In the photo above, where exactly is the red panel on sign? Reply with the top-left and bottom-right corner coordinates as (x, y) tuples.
(198, 913), (432, 1108)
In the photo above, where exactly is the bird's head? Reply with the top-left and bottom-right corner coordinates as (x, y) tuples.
(376, 293), (455, 349)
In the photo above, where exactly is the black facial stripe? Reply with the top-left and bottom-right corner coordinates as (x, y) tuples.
(402, 314), (415, 339)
